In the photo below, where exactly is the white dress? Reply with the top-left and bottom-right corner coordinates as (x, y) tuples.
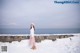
(30, 27), (34, 37)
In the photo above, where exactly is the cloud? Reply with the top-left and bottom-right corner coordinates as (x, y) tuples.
(8, 23), (17, 26)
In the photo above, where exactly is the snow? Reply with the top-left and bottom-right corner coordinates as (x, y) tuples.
(0, 33), (80, 36)
(0, 35), (80, 53)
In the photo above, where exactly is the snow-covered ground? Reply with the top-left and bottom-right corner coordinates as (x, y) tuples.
(0, 35), (80, 53)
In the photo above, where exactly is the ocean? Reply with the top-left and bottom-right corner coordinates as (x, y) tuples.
(0, 28), (80, 34)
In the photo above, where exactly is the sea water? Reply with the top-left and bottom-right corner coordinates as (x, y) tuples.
(0, 28), (80, 34)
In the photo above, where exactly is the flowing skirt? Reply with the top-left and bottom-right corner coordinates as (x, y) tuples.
(29, 36), (35, 46)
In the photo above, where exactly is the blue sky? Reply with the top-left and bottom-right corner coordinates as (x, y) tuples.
(0, 0), (80, 29)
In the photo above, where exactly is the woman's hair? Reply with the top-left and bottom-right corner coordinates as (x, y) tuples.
(30, 24), (35, 30)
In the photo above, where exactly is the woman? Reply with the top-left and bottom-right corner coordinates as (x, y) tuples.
(29, 23), (36, 49)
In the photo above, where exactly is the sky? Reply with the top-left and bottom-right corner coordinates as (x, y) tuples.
(0, 0), (80, 29)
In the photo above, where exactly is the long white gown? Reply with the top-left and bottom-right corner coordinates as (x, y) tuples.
(29, 26), (36, 49)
